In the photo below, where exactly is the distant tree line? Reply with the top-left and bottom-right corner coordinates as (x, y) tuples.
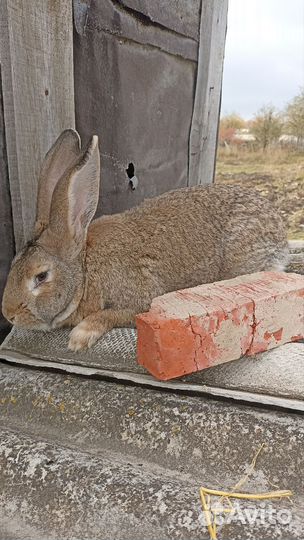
(219, 89), (304, 150)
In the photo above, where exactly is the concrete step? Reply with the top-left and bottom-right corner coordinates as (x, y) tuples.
(0, 363), (303, 539)
(288, 240), (304, 274)
(0, 426), (202, 540)
(289, 240), (304, 251)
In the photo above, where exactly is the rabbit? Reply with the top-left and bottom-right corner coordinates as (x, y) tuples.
(2, 129), (289, 351)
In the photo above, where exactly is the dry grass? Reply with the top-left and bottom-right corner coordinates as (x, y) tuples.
(215, 146), (304, 240)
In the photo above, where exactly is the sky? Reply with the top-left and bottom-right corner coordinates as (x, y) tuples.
(221, 0), (304, 119)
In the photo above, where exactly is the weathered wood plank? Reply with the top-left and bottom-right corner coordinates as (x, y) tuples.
(0, 0), (75, 249)
(74, 0), (228, 212)
(73, 0), (198, 61)
(0, 65), (15, 338)
(113, 0), (201, 41)
(188, 0), (228, 186)
(74, 1), (196, 216)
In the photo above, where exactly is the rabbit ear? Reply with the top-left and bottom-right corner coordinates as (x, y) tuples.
(48, 135), (100, 256)
(35, 129), (81, 236)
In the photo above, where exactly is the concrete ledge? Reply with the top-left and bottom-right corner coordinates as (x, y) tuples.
(0, 427), (202, 540)
(0, 364), (303, 539)
(0, 363), (303, 488)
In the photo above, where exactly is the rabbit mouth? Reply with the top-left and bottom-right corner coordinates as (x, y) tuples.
(3, 301), (50, 331)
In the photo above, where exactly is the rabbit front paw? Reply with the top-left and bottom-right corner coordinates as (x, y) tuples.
(68, 319), (108, 351)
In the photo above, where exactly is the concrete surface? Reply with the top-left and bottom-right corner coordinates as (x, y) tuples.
(288, 241), (304, 275)
(0, 362), (303, 539)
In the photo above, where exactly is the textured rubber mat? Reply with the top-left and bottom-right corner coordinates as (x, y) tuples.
(1, 326), (141, 373)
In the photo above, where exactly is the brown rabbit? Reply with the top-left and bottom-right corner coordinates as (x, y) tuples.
(2, 130), (289, 351)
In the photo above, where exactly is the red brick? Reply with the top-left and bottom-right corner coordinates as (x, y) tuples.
(136, 272), (304, 380)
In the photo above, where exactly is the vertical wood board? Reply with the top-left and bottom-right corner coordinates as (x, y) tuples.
(0, 0), (75, 249)
(188, 0), (228, 186)
(0, 66), (15, 336)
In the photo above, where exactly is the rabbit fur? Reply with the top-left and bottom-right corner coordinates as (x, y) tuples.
(2, 130), (289, 351)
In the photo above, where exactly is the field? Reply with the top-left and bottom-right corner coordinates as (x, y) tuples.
(215, 147), (304, 240)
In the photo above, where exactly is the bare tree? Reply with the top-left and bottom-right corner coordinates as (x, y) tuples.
(250, 105), (283, 150)
(285, 89), (304, 146)
(220, 113), (246, 130)
(219, 114), (246, 146)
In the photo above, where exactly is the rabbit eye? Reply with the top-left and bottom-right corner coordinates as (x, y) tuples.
(35, 271), (48, 286)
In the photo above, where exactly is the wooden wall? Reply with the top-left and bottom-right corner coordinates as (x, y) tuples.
(73, 0), (228, 217)
(0, 0), (227, 242)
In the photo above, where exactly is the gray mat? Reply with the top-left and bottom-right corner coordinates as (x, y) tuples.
(1, 326), (140, 373)
(1, 326), (304, 409)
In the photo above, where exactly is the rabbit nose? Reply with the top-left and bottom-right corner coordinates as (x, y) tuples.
(2, 306), (15, 324)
